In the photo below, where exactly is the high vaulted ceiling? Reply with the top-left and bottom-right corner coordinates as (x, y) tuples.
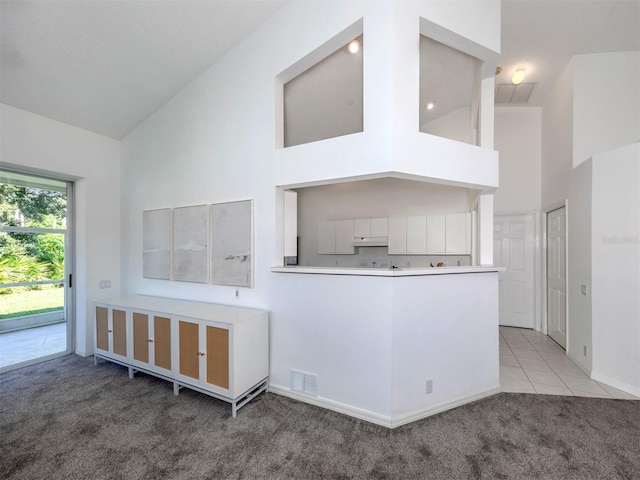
(1, 0), (638, 140)
(0, 0), (286, 139)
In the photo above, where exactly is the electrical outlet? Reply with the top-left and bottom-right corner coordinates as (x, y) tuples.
(98, 280), (111, 289)
(583, 345), (588, 356)
(425, 379), (433, 394)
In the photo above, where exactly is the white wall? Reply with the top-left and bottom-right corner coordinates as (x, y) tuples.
(573, 52), (640, 167)
(0, 104), (121, 355)
(420, 107), (473, 144)
(591, 143), (640, 395)
(541, 61), (574, 209)
(391, 272), (499, 419)
(119, 1), (500, 422)
(295, 177), (473, 267)
(494, 107), (542, 214)
(567, 159), (592, 371)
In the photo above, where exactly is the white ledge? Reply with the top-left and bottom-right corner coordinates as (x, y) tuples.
(271, 265), (504, 277)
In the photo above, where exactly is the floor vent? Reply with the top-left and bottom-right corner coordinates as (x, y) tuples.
(291, 370), (318, 396)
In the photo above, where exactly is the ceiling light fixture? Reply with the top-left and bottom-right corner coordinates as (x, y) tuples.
(347, 39), (361, 54)
(426, 101), (435, 110)
(511, 68), (526, 85)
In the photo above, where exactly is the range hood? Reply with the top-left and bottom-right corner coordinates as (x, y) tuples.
(352, 236), (388, 247)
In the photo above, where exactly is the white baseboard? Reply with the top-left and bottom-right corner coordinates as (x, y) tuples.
(268, 383), (502, 428)
(591, 371), (640, 398)
(75, 348), (93, 357)
(268, 384), (393, 427)
(390, 385), (502, 428)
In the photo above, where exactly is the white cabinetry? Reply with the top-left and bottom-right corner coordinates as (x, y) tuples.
(445, 213), (471, 254)
(130, 308), (173, 378)
(406, 216), (427, 254)
(354, 217), (388, 239)
(426, 213), (471, 255)
(94, 304), (128, 364)
(371, 218), (389, 237)
(354, 219), (370, 238)
(426, 215), (446, 254)
(320, 214), (470, 256)
(389, 216), (427, 255)
(388, 217), (407, 254)
(318, 220), (355, 254)
(94, 296), (269, 417)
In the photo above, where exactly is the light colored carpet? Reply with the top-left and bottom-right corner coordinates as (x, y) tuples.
(1, 354), (639, 479)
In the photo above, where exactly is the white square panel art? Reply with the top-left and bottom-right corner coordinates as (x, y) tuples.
(173, 205), (208, 283)
(210, 200), (253, 287)
(142, 208), (171, 280)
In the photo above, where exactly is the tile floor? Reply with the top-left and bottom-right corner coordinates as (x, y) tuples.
(500, 326), (639, 400)
(0, 322), (67, 369)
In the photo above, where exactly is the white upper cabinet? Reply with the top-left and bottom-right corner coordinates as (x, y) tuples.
(426, 215), (446, 254)
(320, 214), (469, 256)
(370, 218), (388, 237)
(353, 218), (371, 238)
(353, 217), (389, 246)
(390, 216), (427, 255)
(318, 221), (336, 254)
(335, 220), (355, 254)
(318, 220), (355, 254)
(446, 213), (471, 254)
(388, 217), (407, 254)
(406, 216), (427, 254)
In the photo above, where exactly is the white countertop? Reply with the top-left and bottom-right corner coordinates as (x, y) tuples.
(271, 265), (504, 277)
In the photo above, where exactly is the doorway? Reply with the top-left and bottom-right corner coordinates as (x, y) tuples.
(494, 214), (535, 329)
(0, 170), (74, 371)
(546, 206), (567, 349)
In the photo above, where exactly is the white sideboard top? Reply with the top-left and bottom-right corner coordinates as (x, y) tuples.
(94, 295), (267, 325)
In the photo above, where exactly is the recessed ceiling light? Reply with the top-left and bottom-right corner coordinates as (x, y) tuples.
(348, 39), (361, 54)
(426, 101), (435, 110)
(512, 69), (526, 85)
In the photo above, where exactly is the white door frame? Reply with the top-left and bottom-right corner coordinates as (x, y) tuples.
(542, 200), (569, 346)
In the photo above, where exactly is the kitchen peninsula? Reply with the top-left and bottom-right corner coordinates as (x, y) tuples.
(270, 263), (502, 427)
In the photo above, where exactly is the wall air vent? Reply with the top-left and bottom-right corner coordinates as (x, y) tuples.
(495, 83), (535, 104)
(291, 370), (318, 396)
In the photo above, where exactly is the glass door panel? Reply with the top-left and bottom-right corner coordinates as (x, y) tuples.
(0, 170), (73, 371)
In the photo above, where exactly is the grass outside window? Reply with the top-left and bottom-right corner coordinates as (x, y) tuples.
(0, 286), (64, 320)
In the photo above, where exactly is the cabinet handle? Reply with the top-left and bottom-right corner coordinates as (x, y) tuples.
(107, 329), (113, 333)
(198, 351), (206, 356)
(147, 338), (154, 343)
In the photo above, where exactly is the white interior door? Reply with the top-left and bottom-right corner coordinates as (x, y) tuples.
(494, 214), (535, 328)
(547, 207), (567, 348)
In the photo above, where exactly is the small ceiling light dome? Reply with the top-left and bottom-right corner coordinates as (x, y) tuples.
(512, 69), (526, 85)
(347, 39), (361, 54)
(426, 101), (435, 110)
